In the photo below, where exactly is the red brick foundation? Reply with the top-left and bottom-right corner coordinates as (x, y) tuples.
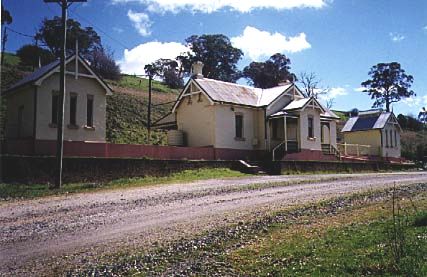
(282, 149), (338, 161)
(1, 139), (267, 161)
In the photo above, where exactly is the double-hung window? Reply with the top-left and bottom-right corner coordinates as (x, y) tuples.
(86, 95), (94, 127)
(51, 92), (59, 125)
(69, 93), (77, 126)
(308, 116), (314, 138)
(235, 114), (243, 139)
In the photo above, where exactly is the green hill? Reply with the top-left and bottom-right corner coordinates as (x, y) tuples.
(106, 76), (179, 145)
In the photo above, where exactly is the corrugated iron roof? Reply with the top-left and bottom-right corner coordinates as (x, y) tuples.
(194, 78), (296, 107)
(195, 78), (260, 106)
(5, 59), (61, 92)
(342, 110), (393, 132)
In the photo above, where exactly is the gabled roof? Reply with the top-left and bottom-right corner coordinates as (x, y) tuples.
(342, 110), (400, 132)
(3, 54), (112, 95)
(195, 78), (259, 106)
(268, 97), (339, 120)
(173, 77), (302, 110)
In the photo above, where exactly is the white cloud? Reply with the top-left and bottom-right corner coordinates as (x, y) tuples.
(402, 96), (421, 108)
(319, 87), (347, 101)
(112, 0), (327, 13)
(389, 32), (405, 42)
(127, 10), (152, 36)
(354, 87), (365, 92)
(401, 95), (427, 109)
(118, 41), (189, 74)
(113, 0), (327, 13)
(423, 25), (427, 31)
(231, 26), (311, 61)
(113, 27), (124, 33)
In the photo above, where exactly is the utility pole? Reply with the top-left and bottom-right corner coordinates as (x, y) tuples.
(44, 0), (86, 188)
(1, 27), (7, 68)
(147, 74), (152, 144)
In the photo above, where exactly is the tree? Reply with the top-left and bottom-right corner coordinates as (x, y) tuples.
(298, 72), (329, 98)
(397, 114), (423, 131)
(16, 44), (55, 67)
(145, 59), (184, 89)
(361, 62), (414, 112)
(243, 53), (293, 89)
(87, 47), (121, 80)
(36, 17), (101, 58)
(1, 4), (12, 25)
(179, 34), (243, 82)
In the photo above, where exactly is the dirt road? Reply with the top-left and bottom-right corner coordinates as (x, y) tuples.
(1, 172), (427, 275)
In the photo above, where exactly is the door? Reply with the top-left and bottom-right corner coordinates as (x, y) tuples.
(321, 123), (330, 144)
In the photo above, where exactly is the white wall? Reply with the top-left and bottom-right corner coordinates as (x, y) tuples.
(5, 87), (35, 138)
(381, 123), (401, 158)
(299, 108), (322, 151)
(214, 104), (263, 150)
(35, 73), (107, 141)
(176, 93), (215, 147)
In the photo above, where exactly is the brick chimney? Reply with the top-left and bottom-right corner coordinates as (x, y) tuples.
(192, 61), (204, 79)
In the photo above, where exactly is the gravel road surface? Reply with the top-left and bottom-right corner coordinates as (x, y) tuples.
(1, 172), (427, 275)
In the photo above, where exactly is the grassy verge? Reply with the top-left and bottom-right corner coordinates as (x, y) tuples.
(73, 185), (427, 276)
(0, 168), (247, 200)
(231, 191), (427, 276)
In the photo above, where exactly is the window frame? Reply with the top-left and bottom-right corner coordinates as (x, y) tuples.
(234, 113), (244, 140)
(385, 129), (389, 148)
(17, 105), (24, 138)
(86, 94), (94, 128)
(69, 93), (78, 128)
(51, 91), (59, 127)
(307, 116), (314, 139)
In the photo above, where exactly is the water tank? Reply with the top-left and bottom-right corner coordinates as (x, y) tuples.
(167, 130), (185, 146)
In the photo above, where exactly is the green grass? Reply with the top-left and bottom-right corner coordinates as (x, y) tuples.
(107, 75), (181, 94)
(0, 168), (247, 200)
(106, 91), (169, 145)
(3, 52), (21, 66)
(230, 195), (427, 276)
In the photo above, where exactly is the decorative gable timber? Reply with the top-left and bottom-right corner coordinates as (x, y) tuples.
(35, 55), (112, 95)
(4, 54), (112, 96)
(171, 79), (214, 113)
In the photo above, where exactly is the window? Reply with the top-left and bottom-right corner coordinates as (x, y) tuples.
(394, 130), (397, 147)
(51, 93), (59, 125)
(86, 95), (94, 127)
(69, 94), (77, 126)
(17, 106), (24, 137)
(308, 116), (314, 138)
(385, 130), (389, 148)
(235, 114), (243, 139)
(389, 130), (393, 147)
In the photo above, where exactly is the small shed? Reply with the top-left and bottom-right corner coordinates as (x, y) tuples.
(342, 109), (401, 158)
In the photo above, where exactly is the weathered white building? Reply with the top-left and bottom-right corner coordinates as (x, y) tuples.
(158, 62), (340, 160)
(3, 54), (112, 142)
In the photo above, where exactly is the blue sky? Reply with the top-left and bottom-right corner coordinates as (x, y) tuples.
(3, 0), (427, 115)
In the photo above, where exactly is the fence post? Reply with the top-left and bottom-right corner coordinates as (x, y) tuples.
(344, 142), (347, 156)
(357, 144), (360, 156)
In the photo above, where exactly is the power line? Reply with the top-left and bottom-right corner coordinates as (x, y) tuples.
(5, 27), (35, 39)
(69, 10), (130, 50)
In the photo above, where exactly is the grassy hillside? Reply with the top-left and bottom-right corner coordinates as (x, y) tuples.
(106, 75), (179, 145)
(3, 52), (21, 66)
